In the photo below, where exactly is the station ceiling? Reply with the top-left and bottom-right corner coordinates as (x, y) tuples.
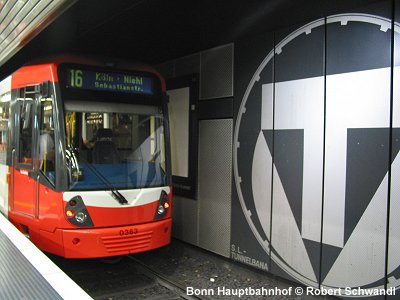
(0, 0), (383, 80)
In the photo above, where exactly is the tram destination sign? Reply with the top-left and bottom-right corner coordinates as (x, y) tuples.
(66, 68), (154, 95)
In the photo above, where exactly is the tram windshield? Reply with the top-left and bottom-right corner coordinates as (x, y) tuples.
(64, 108), (167, 191)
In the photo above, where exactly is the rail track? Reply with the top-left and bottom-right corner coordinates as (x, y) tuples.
(49, 253), (211, 300)
(127, 255), (210, 300)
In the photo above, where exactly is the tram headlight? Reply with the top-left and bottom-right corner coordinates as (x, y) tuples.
(65, 196), (94, 227)
(75, 212), (87, 224)
(154, 190), (170, 219)
(157, 205), (165, 215)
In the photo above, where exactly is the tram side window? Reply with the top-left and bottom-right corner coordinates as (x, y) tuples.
(149, 116), (166, 173)
(0, 101), (9, 164)
(18, 100), (34, 165)
(39, 97), (55, 182)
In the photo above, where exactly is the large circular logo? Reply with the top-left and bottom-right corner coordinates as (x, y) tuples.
(234, 14), (400, 296)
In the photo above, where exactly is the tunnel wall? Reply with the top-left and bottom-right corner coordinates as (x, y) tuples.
(158, 0), (400, 297)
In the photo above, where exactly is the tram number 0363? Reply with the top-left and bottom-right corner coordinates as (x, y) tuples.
(120, 228), (138, 236)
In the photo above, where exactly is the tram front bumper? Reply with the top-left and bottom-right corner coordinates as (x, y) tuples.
(59, 218), (171, 258)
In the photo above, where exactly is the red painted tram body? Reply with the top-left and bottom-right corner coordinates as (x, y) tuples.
(0, 56), (172, 258)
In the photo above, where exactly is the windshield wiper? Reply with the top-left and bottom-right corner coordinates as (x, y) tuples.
(85, 162), (128, 205)
(69, 147), (128, 205)
(111, 189), (129, 205)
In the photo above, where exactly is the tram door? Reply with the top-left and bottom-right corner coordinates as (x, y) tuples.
(10, 87), (38, 219)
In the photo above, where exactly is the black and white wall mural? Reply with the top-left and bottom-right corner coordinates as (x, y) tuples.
(232, 1), (400, 298)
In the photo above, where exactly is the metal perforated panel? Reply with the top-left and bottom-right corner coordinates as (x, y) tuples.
(198, 119), (232, 257)
(171, 195), (199, 246)
(200, 44), (233, 100)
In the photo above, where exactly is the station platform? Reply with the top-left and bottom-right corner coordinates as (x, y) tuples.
(0, 213), (92, 300)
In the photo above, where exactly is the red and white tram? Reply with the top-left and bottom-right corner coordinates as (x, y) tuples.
(0, 56), (172, 258)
